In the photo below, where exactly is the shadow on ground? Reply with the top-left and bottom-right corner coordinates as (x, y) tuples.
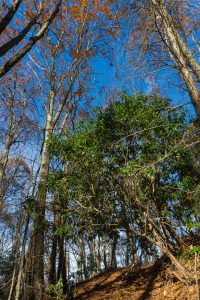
(73, 257), (169, 300)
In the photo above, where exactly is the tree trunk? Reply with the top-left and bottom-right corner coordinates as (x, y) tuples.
(66, 244), (70, 283)
(57, 234), (67, 293)
(109, 234), (118, 268)
(26, 101), (54, 299)
(48, 226), (57, 285)
(15, 214), (30, 300)
(8, 214), (23, 300)
(103, 239), (107, 269)
(96, 235), (102, 272)
(0, 117), (12, 206)
(144, 221), (191, 281)
(80, 237), (87, 279)
(88, 238), (97, 276)
(150, 0), (200, 120)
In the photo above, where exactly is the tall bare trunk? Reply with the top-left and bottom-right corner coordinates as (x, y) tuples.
(8, 214), (23, 300)
(109, 234), (118, 268)
(49, 225), (57, 285)
(66, 244), (70, 282)
(96, 236), (101, 272)
(26, 89), (55, 299)
(125, 227), (136, 265)
(150, 0), (200, 119)
(80, 237), (87, 279)
(57, 234), (67, 293)
(103, 238), (107, 269)
(15, 214), (30, 300)
(0, 117), (12, 206)
(88, 238), (97, 276)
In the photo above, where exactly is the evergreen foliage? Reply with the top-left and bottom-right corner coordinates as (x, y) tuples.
(48, 93), (200, 265)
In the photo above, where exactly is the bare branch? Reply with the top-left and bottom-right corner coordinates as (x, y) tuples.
(0, 0), (62, 78)
(0, 0), (23, 36)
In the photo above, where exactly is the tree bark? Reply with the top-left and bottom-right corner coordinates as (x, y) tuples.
(25, 91), (55, 298)
(0, 116), (13, 206)
(109, 234), (118, 268)
(49, 226), (57, 285)
(0, 1), (61, 78)
(88, 238), (97, 276)
(0, 0), (23, 36)
(31, 109), (53, 299)
(150, 0), (200, 119)
(15, 214), (30, 300)
(57, 234), (67, 293)
(103, 239), (107, 269)
(8, 214), (24, 300)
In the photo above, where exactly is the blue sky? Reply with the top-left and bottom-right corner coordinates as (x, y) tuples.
(90, 50), (195, 120)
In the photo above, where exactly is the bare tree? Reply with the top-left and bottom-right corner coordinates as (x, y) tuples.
(0, 73), (37, 207)
(0, 0), (61, 77)
(127, 0), (200, 118)
(24, 6), (98, 297)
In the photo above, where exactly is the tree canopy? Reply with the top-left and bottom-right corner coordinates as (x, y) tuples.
(48, 93), (200, 267)
(0, 1), (200, 299)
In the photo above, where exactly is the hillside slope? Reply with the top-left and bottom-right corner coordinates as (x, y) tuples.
(73, 259), (198, 300)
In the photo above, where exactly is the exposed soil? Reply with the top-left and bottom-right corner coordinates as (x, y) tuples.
(73, 259), (199, 300)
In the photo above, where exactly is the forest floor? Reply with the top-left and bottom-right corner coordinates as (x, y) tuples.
(72, 258), (199, 300)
